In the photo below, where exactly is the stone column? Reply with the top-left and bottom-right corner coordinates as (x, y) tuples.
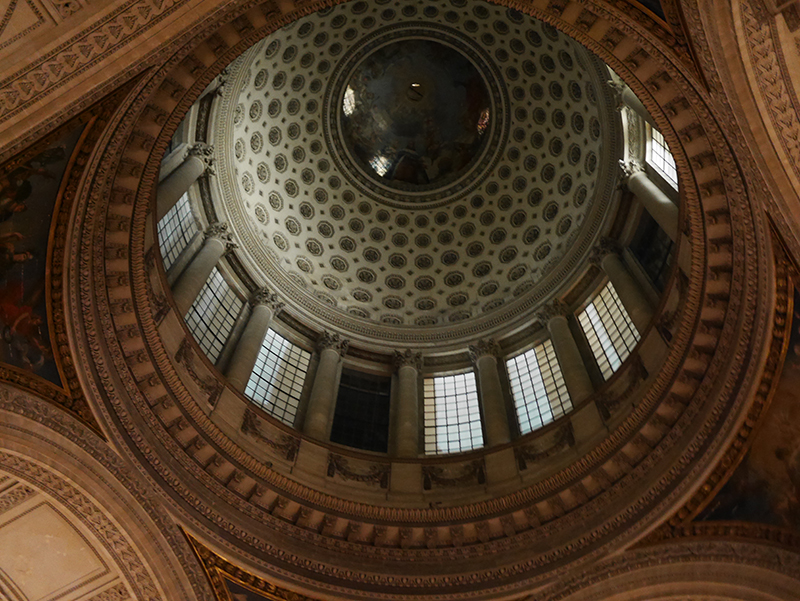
(156, 143), (214, 221)
(621, 160), (679, 242)
(171, 223), (235, 316)
(390, 350), (422, 458)
(468, 339), (511, 447)
(607, 80), (657, 129)
(593, 240), (654, 334)
(225, 288), (284, 392)
(302, 332), (349, 441)
(540, 302), (594, 404)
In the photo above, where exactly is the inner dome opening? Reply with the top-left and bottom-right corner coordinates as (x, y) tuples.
(340, 39), (492, 189)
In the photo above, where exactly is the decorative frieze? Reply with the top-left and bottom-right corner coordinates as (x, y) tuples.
(240, 408), (297, 462)
(422, 459), (486, 490)
(326, 454), (390, 489)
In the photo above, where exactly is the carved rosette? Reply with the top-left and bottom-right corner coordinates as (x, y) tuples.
(393, 349), (422, 372)
(317, 331), (349, 357)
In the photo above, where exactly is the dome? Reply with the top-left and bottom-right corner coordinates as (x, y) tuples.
(27, 0), (789, 597)
(6, 0), (800, 599)
(214, 1), (622, 346)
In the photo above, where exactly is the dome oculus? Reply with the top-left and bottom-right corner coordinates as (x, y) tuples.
(325, 23), (508, 209)
(340, 39), (492, 191)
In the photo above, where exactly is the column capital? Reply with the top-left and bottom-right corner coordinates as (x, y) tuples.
(204, 222), (237, 255)
(588, 237), (622, 266)
(214, 68), (230, 96)
(606, 79), (627, 112)
(251, 287), (284, 313)
(468, 339), (500, 364)
(393, 349), (422, 372)
(618, 158), (645, 182)
(187, 142), (215, 173)
(317, 332), (349, 356)
(535, 299), (570, 324)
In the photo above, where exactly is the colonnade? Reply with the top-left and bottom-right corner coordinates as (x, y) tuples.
(283, 233), (652, 457)
(157, 97), (663, 458)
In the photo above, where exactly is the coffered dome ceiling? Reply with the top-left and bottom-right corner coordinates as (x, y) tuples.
(214, 0), (623, 344)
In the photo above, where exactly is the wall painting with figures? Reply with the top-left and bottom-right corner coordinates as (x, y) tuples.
(700, 283), (800, 529)
(0, 124), (86, 387)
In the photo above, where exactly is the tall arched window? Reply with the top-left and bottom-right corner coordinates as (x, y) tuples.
(506, 340), (572, 434)
(156, 192), (197, 270)
(647, 126), (678, 190)
(245, 328), (310, 426)
(577, 282), (640, 379)
(184, 268), (243, 363)
(423, 372), (483, 455)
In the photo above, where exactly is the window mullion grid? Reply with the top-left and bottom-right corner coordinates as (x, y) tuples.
(245, 328), (310, 426)
(578, 282), (641, 380)
(424, 372), (483, 455)
(184, 268), (243, 364)
(157, 192), (197, 270)
(507, 340), (572, 436)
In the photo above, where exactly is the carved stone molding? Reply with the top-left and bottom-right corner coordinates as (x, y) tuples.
(203, 222), (236, 257)
(327, 454), (390, 489)
(422, 459), (486, 491)
(535, 299), (570, 324)
(250, 287), (284, 314)
(515, 423), (576, 471)
(240, 408), (297, 462)
(540, 533), (800, 601)
(175, 337), (222, 406)
(0, 384), (214, 601)
(618, 158), (645, 181)
(596, 354), (649, 420)
(588, 236), (623, 266)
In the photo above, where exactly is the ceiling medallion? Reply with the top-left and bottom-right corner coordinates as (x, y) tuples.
(324, 24), (509, 209)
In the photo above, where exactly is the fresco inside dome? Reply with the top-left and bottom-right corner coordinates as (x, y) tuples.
(341, 39), (491, 189)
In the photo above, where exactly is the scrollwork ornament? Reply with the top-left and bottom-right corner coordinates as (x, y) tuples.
(588, 236), (622, 266)
(618, 158), (644, 181)
(606, 79), (627, 111)
(187, 141), (215, 165)
(204, 221), (231, 242)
